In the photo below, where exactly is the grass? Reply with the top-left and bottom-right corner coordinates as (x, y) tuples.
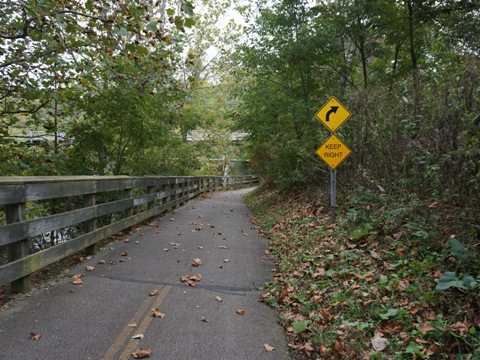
(245, 185), (480, 359)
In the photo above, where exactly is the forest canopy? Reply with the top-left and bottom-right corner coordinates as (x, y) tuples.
(232, 0), (479, 208)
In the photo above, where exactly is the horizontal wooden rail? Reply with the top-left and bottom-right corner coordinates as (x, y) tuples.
(0, 175), (260, 293)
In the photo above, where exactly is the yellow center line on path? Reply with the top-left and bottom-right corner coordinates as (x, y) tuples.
(102, 285), (171, 360)
(119, 285), (171, 360)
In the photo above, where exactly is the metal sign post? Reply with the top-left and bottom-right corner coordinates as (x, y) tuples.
(314, 96), (352, 224)
(330, 169), (336, 224)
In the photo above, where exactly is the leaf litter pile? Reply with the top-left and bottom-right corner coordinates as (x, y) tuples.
(245, 187), (479, 359)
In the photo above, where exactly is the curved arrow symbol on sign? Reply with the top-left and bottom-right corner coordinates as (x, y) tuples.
(325, 106), (339, 122)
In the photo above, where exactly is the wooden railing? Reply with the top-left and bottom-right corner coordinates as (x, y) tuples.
(0, 175), (260, 293)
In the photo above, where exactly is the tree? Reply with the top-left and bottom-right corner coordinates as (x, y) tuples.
(0, 0), (194, 129)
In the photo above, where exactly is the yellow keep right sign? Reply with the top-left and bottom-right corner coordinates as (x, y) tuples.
(316, 134), (351, 169)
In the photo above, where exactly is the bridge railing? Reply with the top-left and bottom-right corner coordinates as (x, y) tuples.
(0, 175), (260, 293)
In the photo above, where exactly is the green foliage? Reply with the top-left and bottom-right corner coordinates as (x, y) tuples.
(436, 272), (477, 291)
(232, 0), (480, 212)
(435, 238), (480, 293)
(247, 186), (480, 359)
(291, 320), (313, 333)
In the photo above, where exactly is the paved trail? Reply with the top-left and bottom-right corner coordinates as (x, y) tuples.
(0, 188), (291, 360)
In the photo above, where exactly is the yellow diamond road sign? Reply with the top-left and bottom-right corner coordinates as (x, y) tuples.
(315, 96), (351, 132)
(316, 134), (351, 170)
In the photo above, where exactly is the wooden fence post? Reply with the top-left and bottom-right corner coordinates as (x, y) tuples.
(84, 193), (97, 256)
(6, 202), (30, 293)
(124, 188), (133, 218)
(147, 185), (155, 210)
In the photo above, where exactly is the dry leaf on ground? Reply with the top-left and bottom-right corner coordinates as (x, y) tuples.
(371, 335), (388, 351)
(418, 321), (435, 334)
(149, 289), (159, 297)
(192, 258), (202, 267)
(131, 347), (153, 358)
(131, 334), (144, 339)
(86, 266), (95, 271)
(181, 274), (202, 286)
(449, 322), (469, 335)
(426, 343), (441, 356)
(264, 343), (275, 352)
(29, 332), (41, 341)
(189, 274), (202, 282)
(72, 273), (83, 285)
(151, 308), (166, 318)
(215, 296), (222, 302)
(236, 309), (245, 315)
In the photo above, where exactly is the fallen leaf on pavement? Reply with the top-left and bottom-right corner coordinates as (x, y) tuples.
(215, 296), (222, 302)
(128, 323), (137, 328)
(131, 347), (153, 358)
(162, 248), (169, 252)
(236, 309), (245, 315)
(131, 334), (144, 339)
(72, 273), (83, 285)
(181, 274), (202, 286)
(169, 218), (175, 221)
(149, 289), (159, 297)
(264, 343), (275, 352)
(189, 274), (202, 282)
(201, 316), (210, 323)
(151, 308), (166, 318)
(192, 258), (202, 267)
(86, 266), (95, 271)
(218, 245), (229, 249)
(121, 251), (128, 256)
(98, 260), (106, 264)
(224, 259), (230, 263)
(29, 332), (41, 341)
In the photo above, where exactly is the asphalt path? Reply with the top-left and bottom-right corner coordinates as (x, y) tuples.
(0, 188), (291, 360)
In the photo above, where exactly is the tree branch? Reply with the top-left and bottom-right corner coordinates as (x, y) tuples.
(1, 100), (50, 115)
(57, 10), (115, 23)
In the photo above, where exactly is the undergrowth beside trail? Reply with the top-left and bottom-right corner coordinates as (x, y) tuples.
(245, 186), (480, 360)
